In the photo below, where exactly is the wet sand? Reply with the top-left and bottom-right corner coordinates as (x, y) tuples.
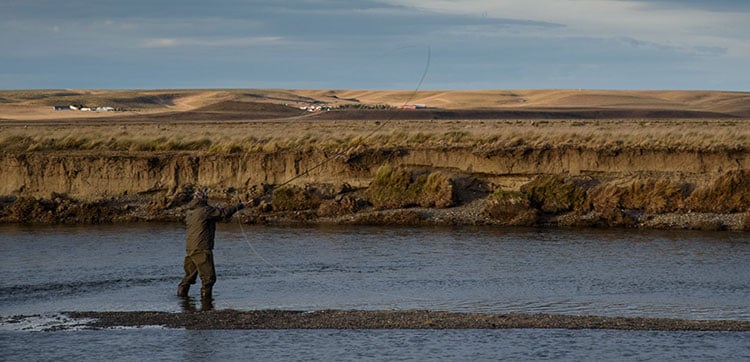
(67, 309), (750, 331)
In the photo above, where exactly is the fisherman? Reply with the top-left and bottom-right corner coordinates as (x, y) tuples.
(178, 189), (248, 300)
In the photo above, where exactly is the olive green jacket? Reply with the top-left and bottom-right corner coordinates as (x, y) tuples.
(185, 200), (243, 251)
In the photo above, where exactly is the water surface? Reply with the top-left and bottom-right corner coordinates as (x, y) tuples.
(1, 224), (748, 361)
(1, 224), (748, 319)
(2, 328), (749, 361)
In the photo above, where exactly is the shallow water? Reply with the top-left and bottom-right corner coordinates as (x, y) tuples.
(2, 328), (749, 361)
(1, 224), (748, 319)
(1, 224), (749, 360)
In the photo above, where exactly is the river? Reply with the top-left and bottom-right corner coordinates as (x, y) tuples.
(1, 224), (748, 360)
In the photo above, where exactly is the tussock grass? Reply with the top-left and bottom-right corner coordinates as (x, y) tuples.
(589, 178), (690, 214)
(2, 118), (747, 153)
(585, 172), (749, 215)
(366, 165), (455, 209)
(366, 165), (420, 209)
(685, 170), (750, 213)
(492, 171), (749, 219)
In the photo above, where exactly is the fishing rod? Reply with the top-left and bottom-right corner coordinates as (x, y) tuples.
(234, 46), (433, 303)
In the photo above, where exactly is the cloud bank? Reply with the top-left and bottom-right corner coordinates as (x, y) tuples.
(0, 0), (747, 90)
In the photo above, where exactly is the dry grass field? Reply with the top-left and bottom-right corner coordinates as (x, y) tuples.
(1, 117), (747, 154)
(1, 89), (748, 153)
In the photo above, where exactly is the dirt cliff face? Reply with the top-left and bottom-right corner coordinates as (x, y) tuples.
(1, 147), (748, 229)
(3, 147), (747, 198)
(1, 151), (372, 198)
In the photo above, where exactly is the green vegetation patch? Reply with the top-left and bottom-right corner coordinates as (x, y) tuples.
(366, 165), (456, 209)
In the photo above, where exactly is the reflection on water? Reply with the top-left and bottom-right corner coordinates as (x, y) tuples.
(1, 224), (748, 320)
(180, 297), (214, 313)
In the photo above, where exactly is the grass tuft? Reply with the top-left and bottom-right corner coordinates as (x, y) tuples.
(685, 170), (750, 213)
(366, 165), (456, 209)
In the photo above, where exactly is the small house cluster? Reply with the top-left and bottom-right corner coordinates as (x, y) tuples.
(398, 104), (427, 109)
(298, 103), (427, 112)
(53, 105), (115, 112)
(299, 104), (332, 112)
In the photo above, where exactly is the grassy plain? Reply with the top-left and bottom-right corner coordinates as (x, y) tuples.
(1, 88), (748, 154)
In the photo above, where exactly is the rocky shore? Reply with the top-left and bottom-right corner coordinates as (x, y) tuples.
(63, 310), (750, 331)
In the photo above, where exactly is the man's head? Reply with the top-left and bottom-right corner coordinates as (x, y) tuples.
(194, 189), (209, 201)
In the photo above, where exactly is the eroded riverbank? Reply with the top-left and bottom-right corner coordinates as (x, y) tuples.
(0, 146), (748, 230)
(1, 102), (748, 230)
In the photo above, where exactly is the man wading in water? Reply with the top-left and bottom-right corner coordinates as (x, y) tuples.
(178, 189), (248, 301)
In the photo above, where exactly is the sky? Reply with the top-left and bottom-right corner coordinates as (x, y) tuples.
(1, 0), (748, 90)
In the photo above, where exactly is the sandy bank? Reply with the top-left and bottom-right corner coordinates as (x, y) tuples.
(64, 310), (750, 331)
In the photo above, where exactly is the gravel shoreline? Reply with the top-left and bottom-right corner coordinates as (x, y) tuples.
(257, 198), (749, 231)
(65, 310), (750, 331)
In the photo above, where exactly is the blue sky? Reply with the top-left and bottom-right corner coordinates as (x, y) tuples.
(1, 0), (748, 90)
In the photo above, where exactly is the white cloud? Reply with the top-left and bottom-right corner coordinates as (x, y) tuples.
(2, 0), (748, 90)
(383, 0), (750, 56)
(141, 36), (284, 48)
(142, 38), (179, 47)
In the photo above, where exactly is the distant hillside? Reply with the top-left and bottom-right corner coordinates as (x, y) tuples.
(1, 89), (748, 121)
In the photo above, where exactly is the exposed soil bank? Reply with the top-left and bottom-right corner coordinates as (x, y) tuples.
(0, 147), (747, 230)
(65, 310), (750, 331)
(3, 146), (748, 199)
